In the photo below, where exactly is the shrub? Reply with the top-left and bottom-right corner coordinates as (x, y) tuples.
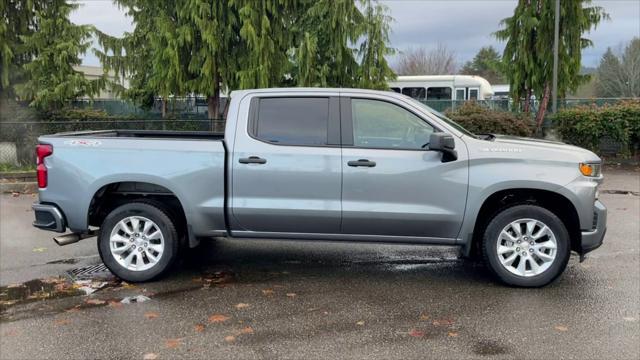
(553, 100), (640, 156)
(445, 102), (534, 137)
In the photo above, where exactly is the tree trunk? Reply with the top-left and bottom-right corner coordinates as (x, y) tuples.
(522, 89), (531, 114)
(535, 84), (551, 131)
(207, 72), (221, 132)
(161, 97), (167, 119)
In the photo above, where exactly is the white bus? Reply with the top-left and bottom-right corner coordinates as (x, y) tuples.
(388, 75), (494, 101)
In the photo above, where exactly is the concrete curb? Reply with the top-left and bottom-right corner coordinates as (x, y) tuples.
(1, 182), (37, 194)
(0, 171), (36, 182)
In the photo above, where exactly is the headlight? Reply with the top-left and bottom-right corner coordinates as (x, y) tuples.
(579, 162), (602, 177)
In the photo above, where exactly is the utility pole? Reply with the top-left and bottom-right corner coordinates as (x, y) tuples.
(551, 0), (560, 114)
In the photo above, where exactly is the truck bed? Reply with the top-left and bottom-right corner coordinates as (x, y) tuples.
(47, 129), (225, 140)
(37, 130), (228, 236)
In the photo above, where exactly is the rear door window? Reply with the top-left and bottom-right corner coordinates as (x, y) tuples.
(254, 97), (329, 146)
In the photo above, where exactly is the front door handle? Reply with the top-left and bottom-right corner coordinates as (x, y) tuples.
(239, 156), (267, 164)
(347, 159), (376, 167)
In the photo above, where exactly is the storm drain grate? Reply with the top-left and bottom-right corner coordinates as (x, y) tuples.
(65, 263), (114, 281)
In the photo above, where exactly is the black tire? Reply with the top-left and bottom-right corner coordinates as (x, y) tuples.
(482, 204), (570, 287)
(98, 202), (179, 282)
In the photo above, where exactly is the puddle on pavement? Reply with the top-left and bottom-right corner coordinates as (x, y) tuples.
(0, 278), (84, 312)
(46, 258), (79, 265)
(473, 340), (509, 356)
(601, 189), (640, 196)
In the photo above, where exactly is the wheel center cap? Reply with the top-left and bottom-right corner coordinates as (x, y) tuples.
(521, 241), (530, 250)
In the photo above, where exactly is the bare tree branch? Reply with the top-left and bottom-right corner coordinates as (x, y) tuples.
(394, 44), (457, 75)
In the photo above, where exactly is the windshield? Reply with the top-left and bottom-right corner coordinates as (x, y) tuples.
(408, 98), (476, 137)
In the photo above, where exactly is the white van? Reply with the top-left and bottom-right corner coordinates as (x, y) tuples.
(388, 75), (494, 101)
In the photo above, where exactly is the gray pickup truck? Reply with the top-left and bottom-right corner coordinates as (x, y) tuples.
(32, 88), (606, 287)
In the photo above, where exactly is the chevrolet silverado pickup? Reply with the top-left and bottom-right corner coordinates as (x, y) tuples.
(31, 88), (607, 287)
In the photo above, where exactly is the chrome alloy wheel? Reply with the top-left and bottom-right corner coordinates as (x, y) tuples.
(496, 218), (557, 277)
(109, 216), (164, 271)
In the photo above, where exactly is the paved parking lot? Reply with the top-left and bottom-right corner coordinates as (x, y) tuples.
(0, 170), (638, 359)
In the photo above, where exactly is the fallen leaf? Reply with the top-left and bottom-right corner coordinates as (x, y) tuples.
(54, 319), (71, 326)
(554, 325), (568, 332)
(239, 326), (254, 335)
(419, 313), (430, 321)
(234, 303), (250, 310)
(108, 301), (124, 309)
(2, 329), (19, 337)
(11, 192), (20, 197)
(144, 312), (159, 319)
(262, 289), (274, 296)
(32, 247), (47, 253)
(448, 331), (459, 337)
(194, 323), (206, 332)
(165, 338), (182, 349)
(356, 321), (365, 326)
(224, 335), (236, 343)
(142, 353), (159, 360)
(408, 329), (425, 338)
(65, 305), (81, 313)
(286, 293), (296, 298)
(85, 298), (106, 305)
(432, 318), (454, 327)
(209, 314), (230, 323)
(120, 282), (137, 289)
(623, 317), (637, 322)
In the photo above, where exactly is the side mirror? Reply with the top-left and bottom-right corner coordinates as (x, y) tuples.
(428, 132), (458, 162)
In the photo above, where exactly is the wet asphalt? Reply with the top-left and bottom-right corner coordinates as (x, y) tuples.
(0, 170), (638, 359)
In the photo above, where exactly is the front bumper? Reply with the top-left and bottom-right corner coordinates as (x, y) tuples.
(32, 202), (66, 233)
(580, 200), (607, 258)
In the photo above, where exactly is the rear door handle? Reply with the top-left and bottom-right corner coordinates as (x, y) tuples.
(347, 159), (376, 167)
(239, 156), (267, 164)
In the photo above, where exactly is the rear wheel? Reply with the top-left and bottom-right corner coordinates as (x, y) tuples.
(482, 205), (570, 287)
(98, 202), (179, 282)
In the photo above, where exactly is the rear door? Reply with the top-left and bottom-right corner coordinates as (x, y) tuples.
(230, 94), (342, 234)
(340, 96), (468, 240)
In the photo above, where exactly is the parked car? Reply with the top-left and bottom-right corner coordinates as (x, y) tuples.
(32, 88), (606, 287)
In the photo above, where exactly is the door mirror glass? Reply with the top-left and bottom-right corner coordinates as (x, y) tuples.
(428, 132), (457, 162)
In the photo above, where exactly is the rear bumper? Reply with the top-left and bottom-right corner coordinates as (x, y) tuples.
(580, 200), (607, 256)
(32, 202), (66, 233)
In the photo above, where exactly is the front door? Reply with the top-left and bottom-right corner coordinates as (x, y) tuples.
(231, 96), (342, 234)
(340, 97), (468, 240)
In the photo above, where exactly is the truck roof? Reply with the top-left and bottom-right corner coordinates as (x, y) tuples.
(229, 87), (407, 100)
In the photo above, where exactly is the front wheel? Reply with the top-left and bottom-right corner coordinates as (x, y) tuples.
(98, 202), (179, 282)
(482, 205), (570, 287)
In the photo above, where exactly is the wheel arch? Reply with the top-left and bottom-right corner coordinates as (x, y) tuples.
(86, 179), (195, 247)
(463, 188), (581, 258)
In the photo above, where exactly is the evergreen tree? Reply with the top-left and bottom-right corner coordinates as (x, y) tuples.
(459, 46), (505, 84)
(294, 0), (363, 87)
(595, 39), (640, 98)
(496, 0), (607, 127)
(15, 0), (102, 109)
(96, 0), (395, 120)
(358, 0), (395, 89)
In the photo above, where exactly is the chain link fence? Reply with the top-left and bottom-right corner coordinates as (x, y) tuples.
(0, 119), (225, 168)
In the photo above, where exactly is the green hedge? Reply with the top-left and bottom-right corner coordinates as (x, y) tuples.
(553, 100), (640, 156)
(445, 102), (534, 137)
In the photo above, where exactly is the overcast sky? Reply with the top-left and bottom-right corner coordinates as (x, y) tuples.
(71, 0), (640, 69)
